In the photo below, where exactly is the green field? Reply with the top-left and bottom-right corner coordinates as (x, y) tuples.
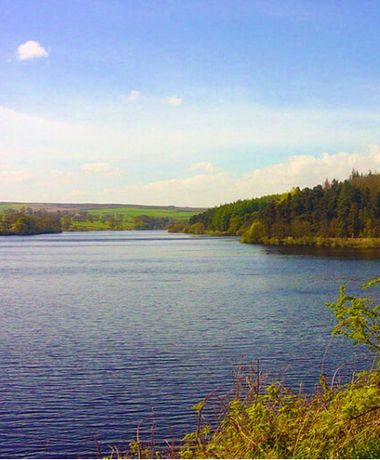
(72, 207), (199, 231)
(0, 203), (23, 211)
(85, 206), (198, 221)
(86, 206), (198, 219)
(0, 203), (202, 232)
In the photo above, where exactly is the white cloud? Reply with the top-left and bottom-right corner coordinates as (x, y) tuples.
(0, 169), (33, 183)
(232, 145), (380, 200)
(99, 145), (380, 206)
(1, 103), (380, 168)
(167, 96), (182, 106)
(80, 162), (122, 176)
(190, 161), (216, 173)
(17, 40), (49, 61)
(1, 146), (379, 206)
(102, 172), (228, 207)
(128, 90), (141, 102)
(1, 102), (380, 205)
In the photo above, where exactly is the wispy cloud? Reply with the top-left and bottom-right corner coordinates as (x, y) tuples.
(102, 171), (228, 207)
(1, 146), (379, 205)
(190, 162), (216, 173)
(80, 162), (122, 176)
(99, 145), (380, 206)
(128, 90), (141, 102)
(1, 103), (379, 165)
(166, 96), (182, 106)
(234, 145), (380, 199)
(0, 169), (33, 183)
(1, 104), (380, 205)
(17, 40), (49, 61)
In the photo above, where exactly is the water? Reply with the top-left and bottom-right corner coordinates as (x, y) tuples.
(0, 230), (378, 458)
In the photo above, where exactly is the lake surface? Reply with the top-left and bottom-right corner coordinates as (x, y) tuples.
(0, 230), (378, 458)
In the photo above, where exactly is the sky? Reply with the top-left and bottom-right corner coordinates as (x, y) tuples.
(1, 0), (380, 206)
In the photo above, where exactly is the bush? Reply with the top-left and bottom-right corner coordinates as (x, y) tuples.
(112, 279), (380, 459)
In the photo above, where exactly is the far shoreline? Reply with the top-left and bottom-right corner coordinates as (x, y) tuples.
(168, 228), (380, 250)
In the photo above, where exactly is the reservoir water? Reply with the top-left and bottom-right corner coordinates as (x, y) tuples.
(0, 230), (378, 458)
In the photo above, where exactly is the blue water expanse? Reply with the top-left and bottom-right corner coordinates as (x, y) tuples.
(0, 231), (378, 458)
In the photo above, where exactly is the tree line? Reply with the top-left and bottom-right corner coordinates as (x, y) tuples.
(169, 194), (282, 234)
(0, 209), (62, 235)
(173, 172), (380, 244)
(0, 208), (187, 235)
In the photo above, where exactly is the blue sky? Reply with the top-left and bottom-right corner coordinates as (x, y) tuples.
(1, 0), (380, 205)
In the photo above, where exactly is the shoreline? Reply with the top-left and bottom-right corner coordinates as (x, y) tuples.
(3, 227), (380, 250)
(169, 229), (380, 249)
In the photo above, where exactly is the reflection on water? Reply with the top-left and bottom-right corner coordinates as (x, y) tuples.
(0, 231), (378, 458)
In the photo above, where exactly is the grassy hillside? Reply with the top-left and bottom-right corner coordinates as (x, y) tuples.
(0, 201), (203, 214)
(0, 203), (24, 211)
(86, 206), (198, 221)
(68, 206), (200, 231)
(0, 203), (203, 233)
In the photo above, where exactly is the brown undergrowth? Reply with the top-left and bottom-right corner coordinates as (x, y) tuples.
(105, 279), (380, 459)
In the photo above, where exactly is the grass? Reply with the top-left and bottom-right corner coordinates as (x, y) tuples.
(177, 367), (380, 459)
(0, 204), (200, 232)
(66, 206), (199, 231)
(85, 207), (198, 222)
(0, 203), (24, 211)
(106, 365), (380, 459)
(105, 278), (380, 459)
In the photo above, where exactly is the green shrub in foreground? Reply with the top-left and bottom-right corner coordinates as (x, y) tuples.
(111, 279), (380, 459)
(179, 369), (380, 459)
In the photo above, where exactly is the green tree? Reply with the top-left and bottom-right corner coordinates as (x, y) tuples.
(326, 278), (380, 358)
(11, 216), (33, 235)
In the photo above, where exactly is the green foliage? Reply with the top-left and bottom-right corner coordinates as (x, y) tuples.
(112, 279), (380, 459)
(0, 205), (200, 233)
(167, 222), (188, 233)
(178, 370), (380, 459)
(65, 206), (199, 231)
(326, 278), (380, 356)
(178, 279), (380, 459)
(86, 206), (198, 222)
(0, 209), (62, 235)
(185, 173), (380, 246)
(242, 173), (380, 244)
(240, 221), (266, 243)
(241, 235), (380, 248)
(188, 194), (282, 235)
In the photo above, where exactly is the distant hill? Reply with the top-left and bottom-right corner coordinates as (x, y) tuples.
(0, 202), (205, 234)
(0, 202), (205, 213)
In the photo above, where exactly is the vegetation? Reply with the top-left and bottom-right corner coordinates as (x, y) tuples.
(0, 209), (62, 235)
(62, 207), (196, 231)
(178, 172), (380, 249)
(110, 278), (380, 459)
(168, 194), (282, 235)
(86, 206), (198, 221)
(0, 205), (200, 234)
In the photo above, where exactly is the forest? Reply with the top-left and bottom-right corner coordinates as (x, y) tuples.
(2, 172), (380, 240)
(173, 172), (380, 247)
(0, 209), (62, 235)
(169, 194), (283, 234)
(0, 207), (191, 235)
